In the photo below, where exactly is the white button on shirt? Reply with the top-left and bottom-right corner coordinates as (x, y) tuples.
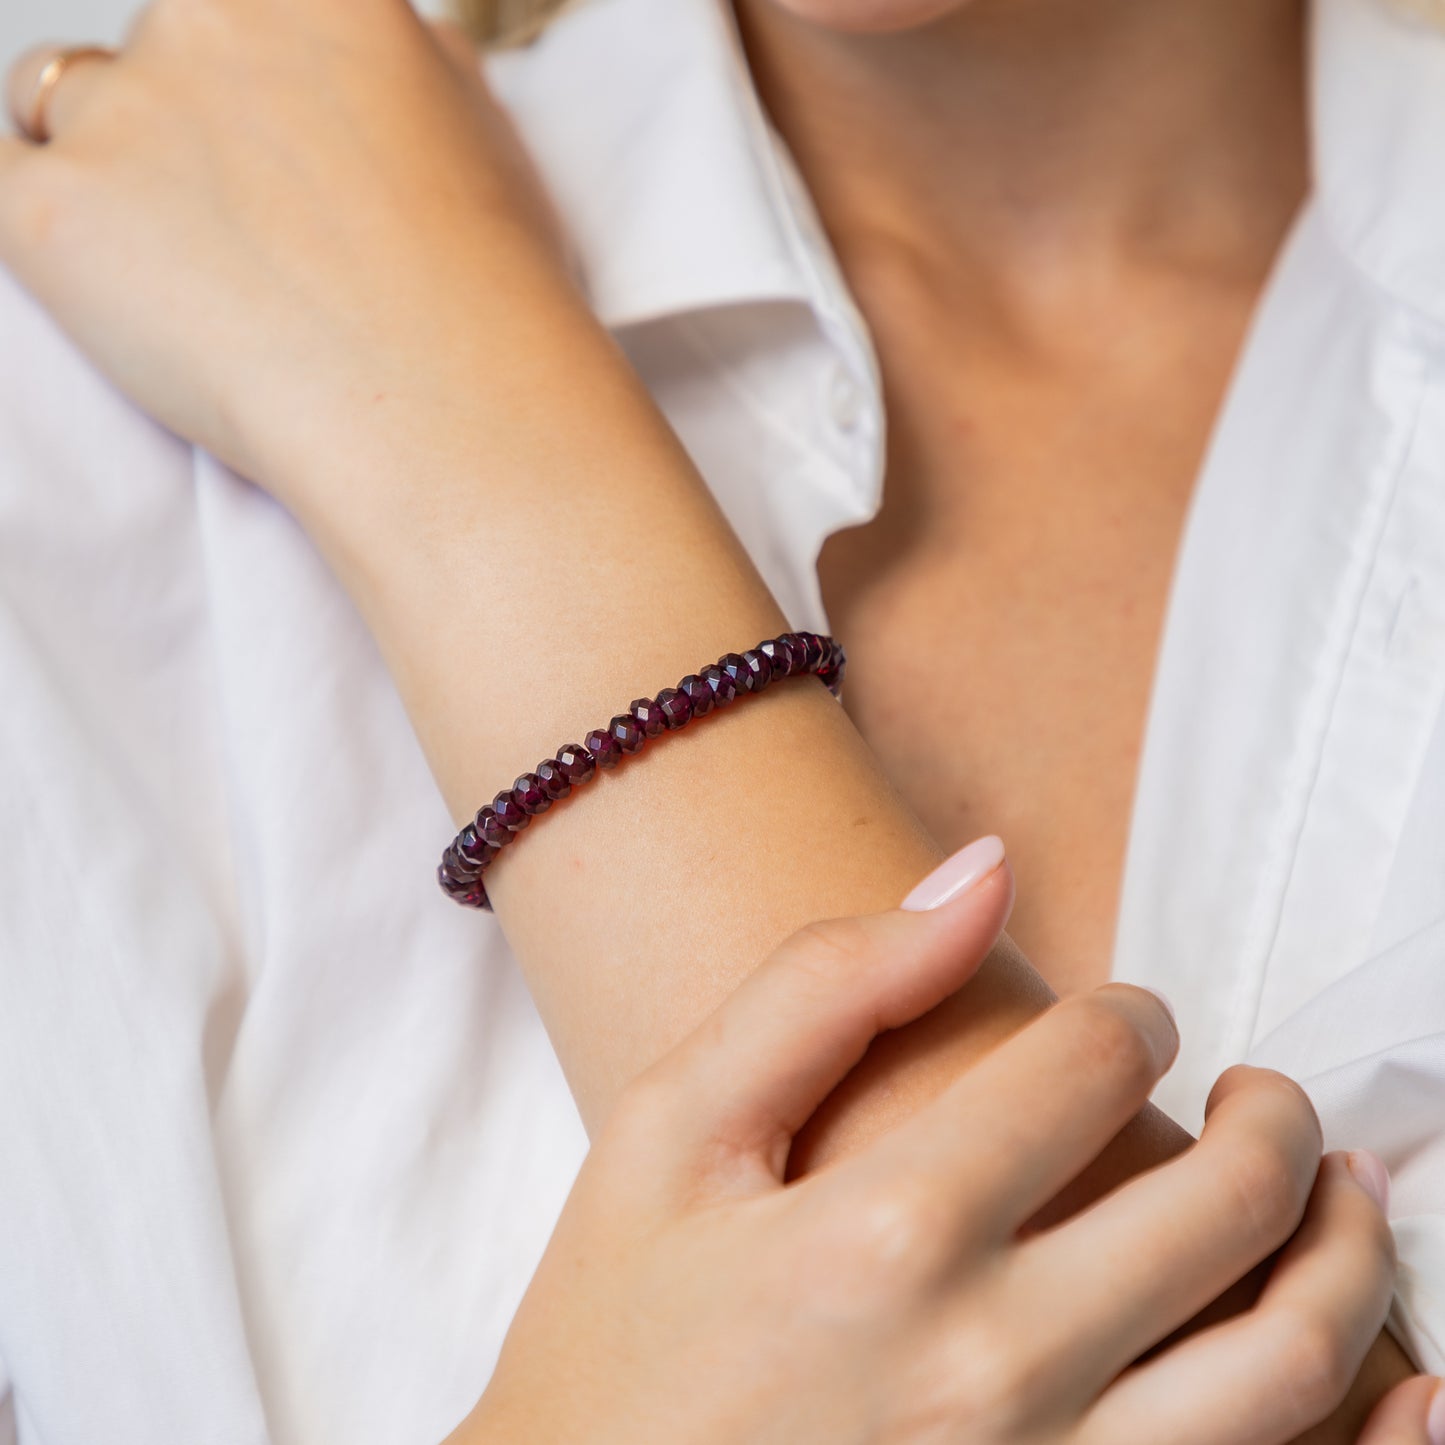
(825, 362), (867, 435)
(1, 0), (1445, 1440)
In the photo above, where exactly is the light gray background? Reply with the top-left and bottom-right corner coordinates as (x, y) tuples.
(3, 0), (137, 57)
(2, 0), (447, 74)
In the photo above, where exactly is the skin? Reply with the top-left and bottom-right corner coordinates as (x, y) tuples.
(467, 874), (1404, 1443)
(738, 0), (1313, 988)
(0, 0), (1429, 1436)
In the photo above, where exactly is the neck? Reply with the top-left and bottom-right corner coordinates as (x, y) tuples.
(732, 0), (1310, 291)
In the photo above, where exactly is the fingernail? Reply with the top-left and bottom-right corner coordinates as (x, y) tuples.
(1429, 1378), (1445, 1445)
(901, 836), (1006, 911)
(1346, 1149), (1391, 1214)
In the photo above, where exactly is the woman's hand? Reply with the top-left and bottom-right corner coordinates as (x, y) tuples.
(0, 0), (568, 509)
(455, 862), (1412, 1445)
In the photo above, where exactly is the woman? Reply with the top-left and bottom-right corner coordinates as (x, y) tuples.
(0, 0), (1442, 1439)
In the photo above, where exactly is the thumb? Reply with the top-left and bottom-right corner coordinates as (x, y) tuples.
(1356, 1374), (1445, 1445)
(641, 837), (1014, 1181)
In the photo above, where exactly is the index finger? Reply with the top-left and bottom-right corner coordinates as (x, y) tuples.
(828, 983), (1179, 1240)
(630, 840), (1014, 1184)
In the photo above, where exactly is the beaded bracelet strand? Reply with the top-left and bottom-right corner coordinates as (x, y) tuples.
(437, 631), (846, 911)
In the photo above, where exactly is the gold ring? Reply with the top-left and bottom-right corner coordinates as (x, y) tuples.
(10, 44), (117, 145)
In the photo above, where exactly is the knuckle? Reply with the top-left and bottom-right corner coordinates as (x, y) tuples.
(838, 1180), (953, 1289)
(1219, 1066), (1323, 1147)
(1259, 1069), (1323, 1134)
(1064, 995), (1159, 1092)
(1274, 1312), (1357, 1423)
(1220, 1136), (1309, 1249)
(779, 916), (880, 990)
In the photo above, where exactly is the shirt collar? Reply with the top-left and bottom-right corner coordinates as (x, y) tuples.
(1312, 0), (1445, 326)
(486, 0), (1445, 330)
(484, 0), (816, 330)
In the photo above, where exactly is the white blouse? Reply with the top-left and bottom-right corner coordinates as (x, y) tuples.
(0, 0), (1443, 1440)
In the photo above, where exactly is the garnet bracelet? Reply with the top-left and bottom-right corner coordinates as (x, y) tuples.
(437, 631), (846, 911)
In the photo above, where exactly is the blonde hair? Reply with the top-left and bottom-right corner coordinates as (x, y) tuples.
(451, 0), (580, 47)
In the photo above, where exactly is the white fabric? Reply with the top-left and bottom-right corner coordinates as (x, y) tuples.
(0, 0), (1443, 1439)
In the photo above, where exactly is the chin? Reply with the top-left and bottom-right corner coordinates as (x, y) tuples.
(763, 0), (973, 32)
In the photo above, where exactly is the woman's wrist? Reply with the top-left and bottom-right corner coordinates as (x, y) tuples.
(242, 235), (599, 560)
(264, 258), (1149, 1137)
(284, 306), (794, 816)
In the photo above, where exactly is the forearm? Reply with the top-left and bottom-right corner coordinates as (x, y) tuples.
(286, 249), (1406, 1436)
(271, 251), (1158, 1151)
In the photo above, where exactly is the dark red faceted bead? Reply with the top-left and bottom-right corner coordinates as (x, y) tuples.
(476, 806), (514, 849)
(630, 696), (668, 738)
(535, 756), (573, 801)
(758, 637), (793, 678)
(585, 727), (622, 769)
(718, 652), (753, 693)
(459, 880), (490, 910)
(441, 632), (845, 910)
(443, 847), (480, 883)
(655, 686), (693, 729)
(678, 674), (714, 717)
(456, 823), (489, 869)
(491, 792), (532, 833)
(438, 859), (474, 894)
(608, 713), (646, 754)
(701, 663), (738, 706)
(555, 742), (596, 787)
(512, 772), (552, 816)
(741, 648), (773, 690)
(460, 838), (501, 873)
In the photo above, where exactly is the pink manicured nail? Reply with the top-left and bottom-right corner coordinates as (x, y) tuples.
(1427, 1378), (1445, 1445)
(1347, 1150), (1391, 1214)
(901, 836), (1006, 911)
